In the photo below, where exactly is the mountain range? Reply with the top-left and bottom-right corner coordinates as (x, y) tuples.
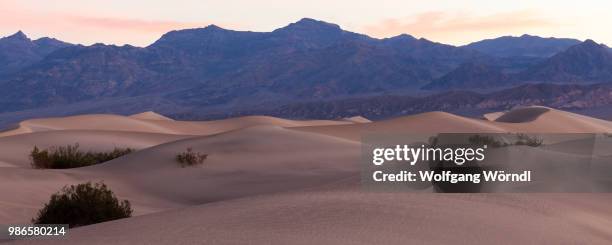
(425, 39), (612, 90)
(0, 18), (611, 123)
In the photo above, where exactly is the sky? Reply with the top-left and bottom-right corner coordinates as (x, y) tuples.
(1, 0), (610, 47)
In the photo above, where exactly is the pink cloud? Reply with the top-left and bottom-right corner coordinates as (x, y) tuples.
(363, 10), (557, 43)
(0, 2), (216, 46)
(61, 15), (207, 33)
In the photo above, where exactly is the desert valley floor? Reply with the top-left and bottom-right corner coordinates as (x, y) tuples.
(1, 107), (612, 244)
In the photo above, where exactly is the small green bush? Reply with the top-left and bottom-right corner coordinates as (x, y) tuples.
(176, 147), (207, 167)
(30, 143), (134, 169)
(32, 182), (132, 228)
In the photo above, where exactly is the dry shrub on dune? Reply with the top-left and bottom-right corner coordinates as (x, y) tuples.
(30, 143), (134, 169)
(32, 182), (132, 228)
(176, 147), (208, 167)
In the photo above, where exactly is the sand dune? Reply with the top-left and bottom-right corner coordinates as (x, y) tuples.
(2, 107), (612, 244)
(296, 111), (507, 141)
(0, 129), (191, 223)
(0, 113), (354, 137)
(0, 114), (177, 136)
(494, 106), (551, 123)
(81, 125), (361, 204)
(142, 115), (354, 136)
(494, 107), (612, 133)
(342, 116), (372, 123)
(0, 166), (183, 225)
(297, 107), (612, 141)
(15, 189), (612, 245)
(2, 106), (608, 140)
(128, 111), (174, 121)
(483, 111), (505, 121)
(0, 125), (360, 225)
(0, 130), (189, 168)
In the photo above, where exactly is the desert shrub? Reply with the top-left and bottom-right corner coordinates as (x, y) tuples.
(468, 135), (508, 148)
(427, 136), (438, 147)
(430, 134), (509, 148)
(515, 134), (543, 147)
(176, 147), (207, 167)
(32, 182), (132, 228)
(430, 134), (543, 148)
(30, 144), (134, 169)
(468, 134), (542, 147)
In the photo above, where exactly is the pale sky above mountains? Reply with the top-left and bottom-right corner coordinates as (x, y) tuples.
(1, 0), (610, 46)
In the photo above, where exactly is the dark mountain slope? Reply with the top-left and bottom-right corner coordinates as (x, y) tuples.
(249, 83), (612, 120)
(464, 34), (580, 58)
(520, 40), (612, 82)
(425, 40), (612, 91)
(0, 44), (160, 111)
(422, 61), (510, 90)
(0, 31), (72, 76)
(380, 35), (484, 77)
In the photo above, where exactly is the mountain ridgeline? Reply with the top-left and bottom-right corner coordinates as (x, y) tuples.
(462, 34), (581, 58)
(0, 19), (485, 112)
(0, 18), (611, 121)
(0, 31), (71, 76)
